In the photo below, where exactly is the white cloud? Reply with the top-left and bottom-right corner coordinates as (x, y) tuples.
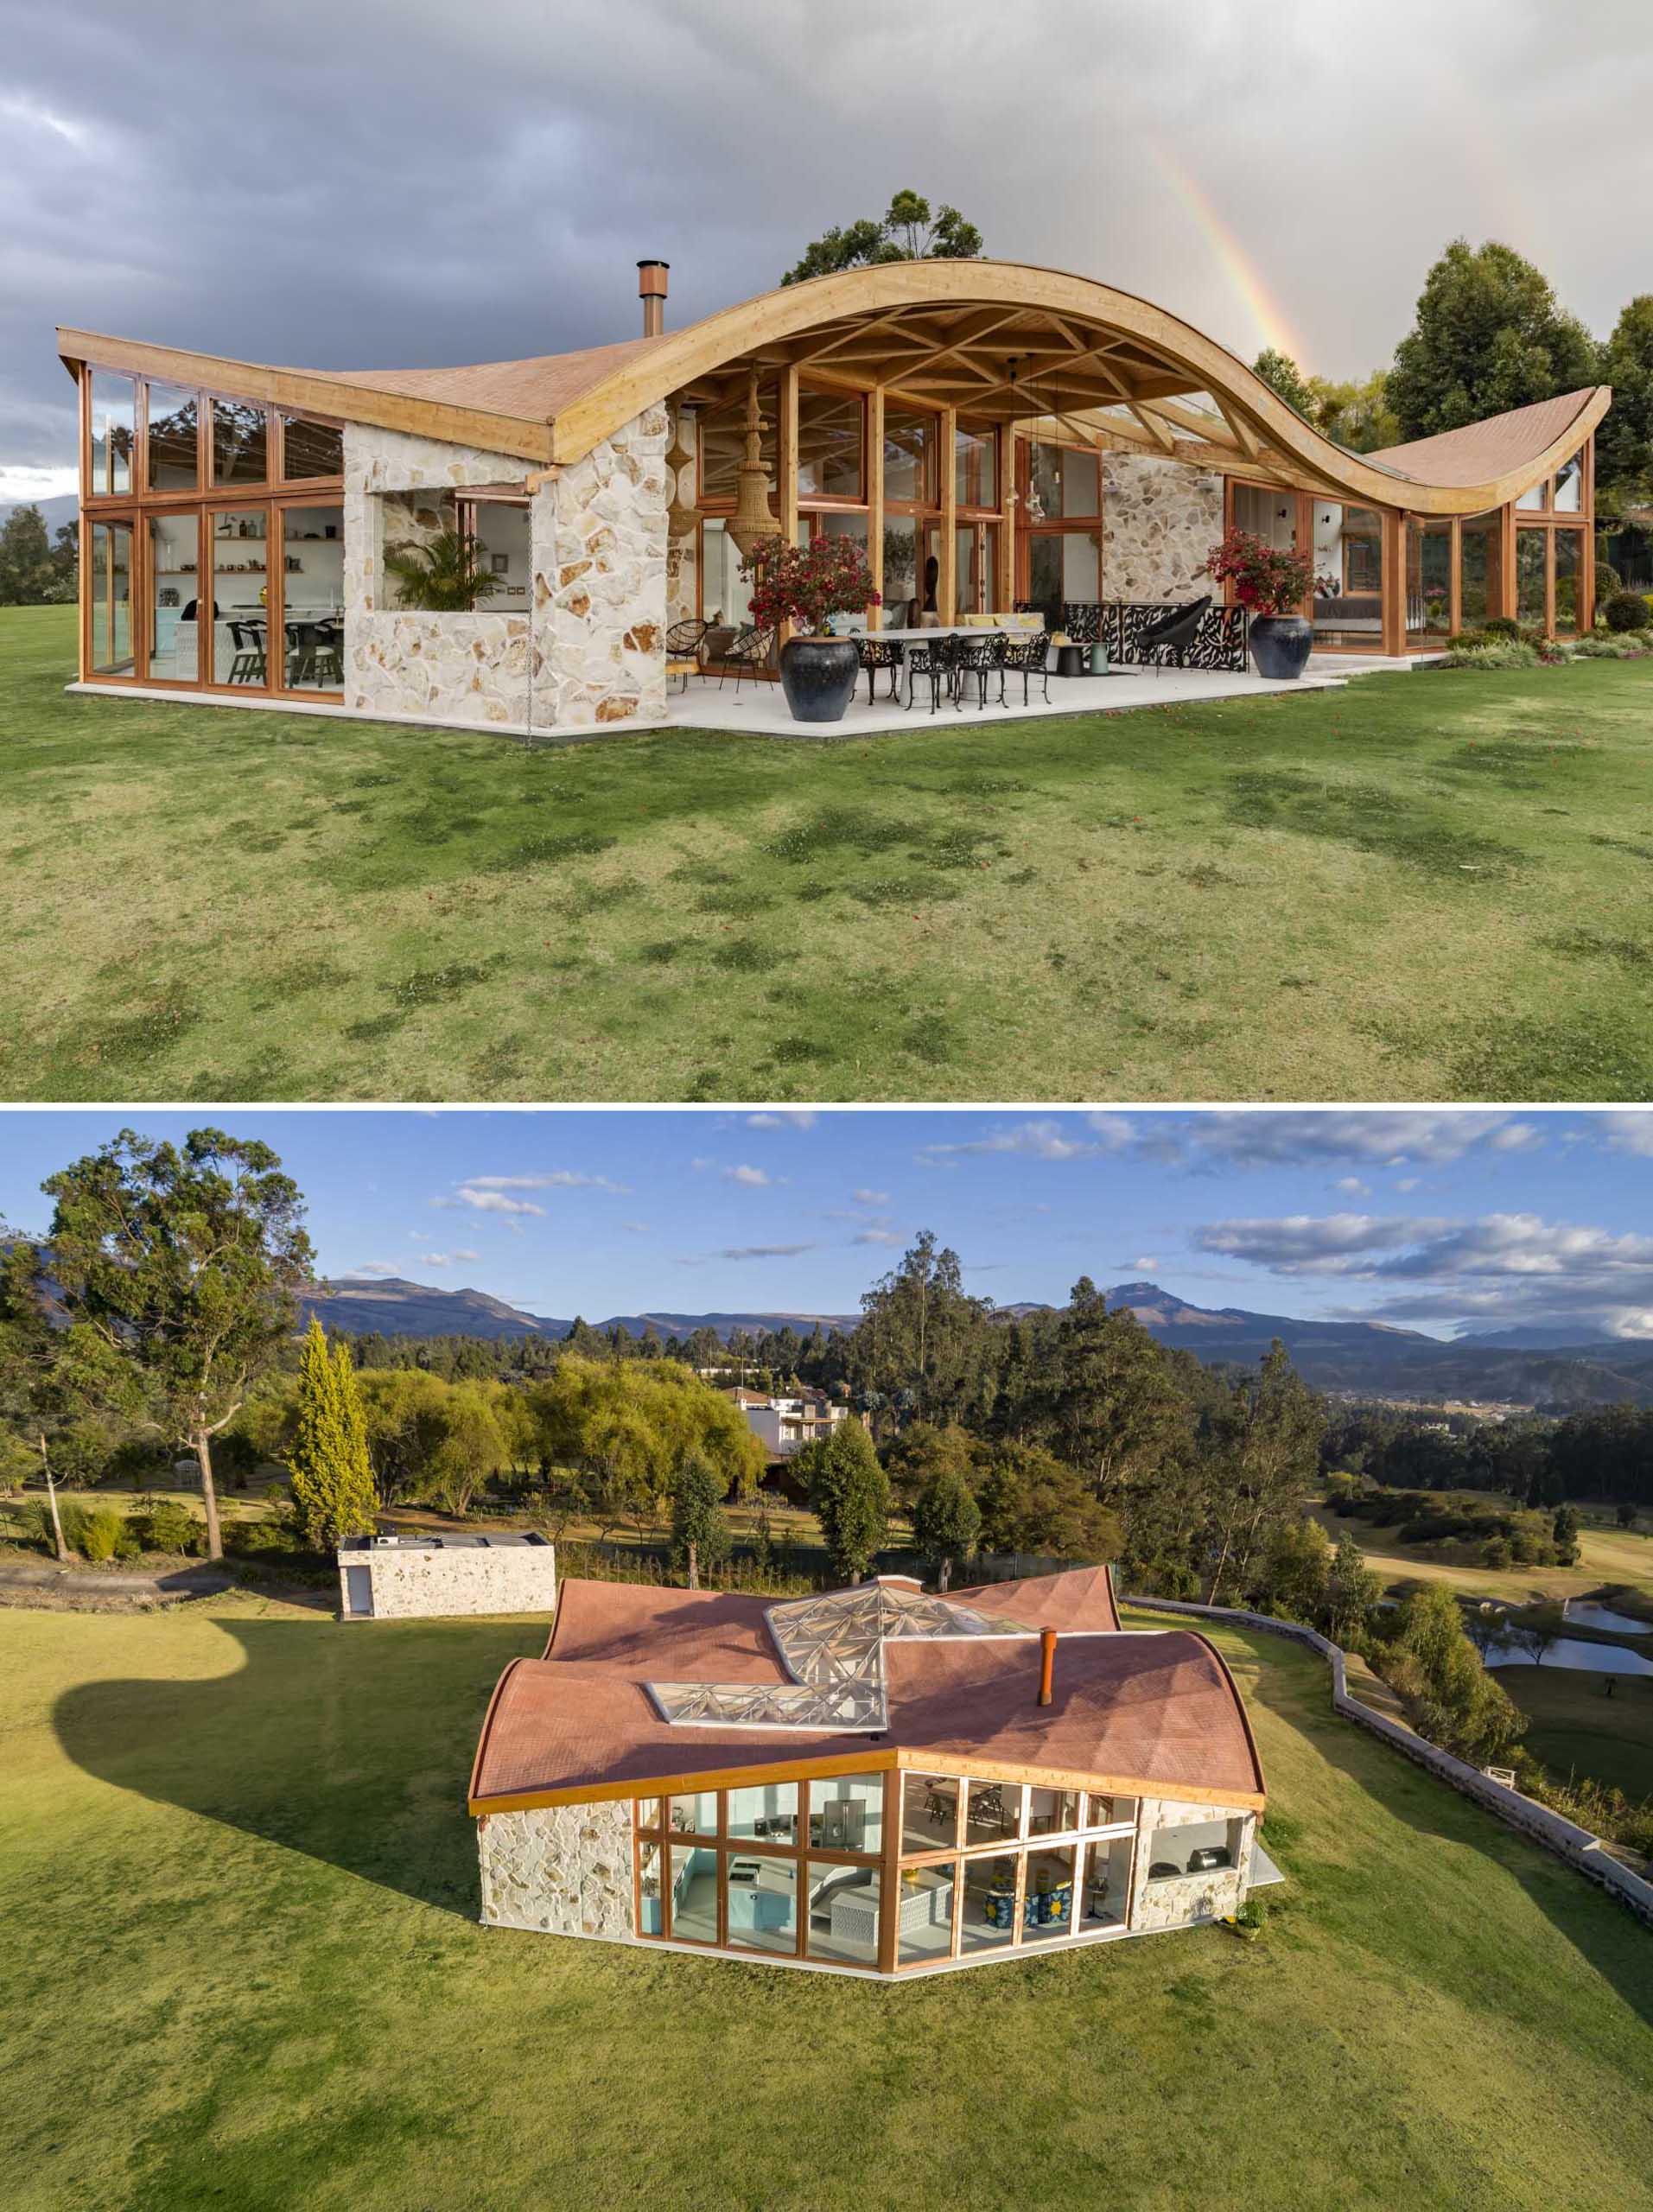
(1600, 1112), (1653, 1159)
(747, 1110), (817, 1129)
(622, 1221), (651, 1234)
(852, 1187), (890, 1205)
(438, 1189), (544, 1217)
(1333, 1177), (1371, 1196)
(723, 1165), (773, 1187)
(419, 1249), (480, 1268)
(922, 1116), (1129, 1163)
(718, 1242), (816, 1260)
(1167, 1110), (1539, 1170)
(347, 1262), (398, 1278)
(460, 1171), (629, 1194)
(1128, 1255), (1160, 1271)
(853, 1229), (903, 1246)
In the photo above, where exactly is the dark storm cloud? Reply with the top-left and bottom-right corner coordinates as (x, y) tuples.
(4, 0), (1653, 491)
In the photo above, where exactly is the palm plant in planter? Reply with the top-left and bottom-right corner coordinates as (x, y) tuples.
(383, 528), (501, 613)
(1202, 528), (1326, 678)
(740, 533), (881, 722)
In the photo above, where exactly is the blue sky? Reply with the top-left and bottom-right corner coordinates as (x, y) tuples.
(3, 1109), (1651, 1339)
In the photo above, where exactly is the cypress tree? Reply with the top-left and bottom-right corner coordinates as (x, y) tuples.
(289, 1319), (378, 1547)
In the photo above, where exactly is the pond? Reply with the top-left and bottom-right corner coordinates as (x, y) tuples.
(1484, 1635), (1653, 1675)
(1562, 1599), (1650, 1637)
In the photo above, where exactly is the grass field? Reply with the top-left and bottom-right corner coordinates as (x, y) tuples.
(1308, 1504), (1653, 1605)
(2, 1596), (1650, 2210)
(1501, 1666), (1653, 1802)
(7, 604), (1653, 1101)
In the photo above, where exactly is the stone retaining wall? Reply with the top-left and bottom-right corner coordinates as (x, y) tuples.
(478, 1802), (633, 1936)
(538, 406), (670, 727)
(1124, 1595), (1653, 1927)
(338, 1541), (556, 1620)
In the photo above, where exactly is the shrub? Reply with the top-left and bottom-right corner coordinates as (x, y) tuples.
(1235, 1896), (1268, 1935)
(1593, 560), (1621, 600)
(1574, 633), (1646, 658)
(70, 1504), (129, 1563)
(1482, 615), (1521, 639)
(1602, 589), (1647, 632)
(1441, 640), (1542, 671)
(137, 1499), (202, 1556)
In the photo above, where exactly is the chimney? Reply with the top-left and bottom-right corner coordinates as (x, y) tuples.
(638, 258), (669, 339)
(1038, 1627), (1058, 1707)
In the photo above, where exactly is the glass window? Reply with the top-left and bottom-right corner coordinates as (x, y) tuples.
(1517, 528), (1547, 626)
(700, 518), (755, 632)
(1061, 531), (1100, 603)
(88, 520), (134, 674)
(955, 423), (997, 510)
(699, 385), (776, 502)
(147, 512), (201, 682)
(667, 1842), (718, 1942)
(636, 1797), (663, 1832)
(728, 1781), (798, 1844)
(959, 1853), (1018, 1951)
(212, 398), (268, 486)
(881, 521), (919, 624)
(809, 1773), (881, 1853)
(896, 1861), (956, 1965)
(1027, 536), (1064, 626)
(1516, 480), (1546, 512)
(1079, 1834), (1132, 1929)
(462, 500), (530, 605)
(1311, 501), (1383, 645)
(797, 388), (863, 499)
(805, 1860), (880, 1966)
(667, 1791), (719, 1839)
(1553, 453), (1583, 513)
(901, 1772), (958, 1854)
(88, 372), (137, 497)
(1022, 1846), (1077, 1942)
(1086, 1793), (1136, 1828)
(638, 1836), (665, 1934)
(1030, 442), (1098, 520)
(1145, 1815), (1237, 1878)
(210, 509), (270, 685)
(280, 415), (343, 480)
(955, 521), (998, 615)
(965, 1778), (1022, 1848)
(1407, 518), (1453, 640)
(1554, 531), (1582, 635)
(883, 404), (936, 506)
(726, 1850), (798, 1955)
(146, 382), (199, 491)
(282, 505), (344, 693)
(1459, 511), (1502, 626)
(1027, 1789), (1081, 1836)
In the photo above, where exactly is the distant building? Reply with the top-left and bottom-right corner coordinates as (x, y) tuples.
(337, 1531), (556, 1620)
(722, 1387), (858, 1460)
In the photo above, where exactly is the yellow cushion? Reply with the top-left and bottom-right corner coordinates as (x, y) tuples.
(963, 613), (994, 627)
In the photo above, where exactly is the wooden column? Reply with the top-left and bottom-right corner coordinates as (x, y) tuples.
(775, 365), (799, 651)
(868, 387), (884, 630)
(1448, 516), (1462, 639)
(1498, 500), (1518, 623)
(1000, 429), (1017, 609)
(876, 1764), (904, 1976)
(938, 404), (957, 622)
(76, 366), (88, 682)
(1580, 435), (1597, 631)
(1381, 509), (1407, 656)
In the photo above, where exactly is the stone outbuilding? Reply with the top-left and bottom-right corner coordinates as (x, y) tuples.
(337, 1532), (556, 1621)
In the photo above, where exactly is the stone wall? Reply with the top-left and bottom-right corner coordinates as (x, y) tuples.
(1102, 451), (1223, 604)
(478, 1802), (633, 1937)
(337, 1540), (556, 1619)
(1124, 1595), (1653, 1929)
(343, 424), (536, 728)
(1128, 1797), (1255, 1933)
(537, 405), (670, 728)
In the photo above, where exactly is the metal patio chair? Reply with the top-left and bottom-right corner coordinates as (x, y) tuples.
(1136, 594), (1212, 672)
(1001, 629), (1052, 707)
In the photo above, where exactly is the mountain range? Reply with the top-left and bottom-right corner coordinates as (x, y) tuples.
(0, 493), (77, 537)
(302, 1274), (1653, 1406)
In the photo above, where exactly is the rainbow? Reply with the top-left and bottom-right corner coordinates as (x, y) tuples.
(1149, 143), (1312, 370)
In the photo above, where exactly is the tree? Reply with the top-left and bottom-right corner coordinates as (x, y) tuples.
(1325, 1531), (1383, 1645)
(1551, 1503), (1581, 1566)
(286, 1319), (378, 1548)
(848, 1231), (987, 1427)
(975, 1441), (1122, 1563)
(1203, 1343), (1326, 1605)
(0, 505), (55, 605)
(1594, 295), (1653, 517)
(912, 1456), (981, 1592)
(1385, 1583), (1525, 1765)
(1034, 1280), (1189, 1506)
(1253, 348), (1319, 421)
(1509, 1601), (1566, 1668)
(804, 1420), (888, 1584)
(0, 1239), (138, 1562)
(783, 190), (982, 287)
(44, 1129), (314, 1560)
(428, 1380), (508, 1516)
(1462, 1602), (1507, 1662)
(671, 1451), (731, 1586)
(381, 528), (500, 613)
(1387, 239), (1596, 440)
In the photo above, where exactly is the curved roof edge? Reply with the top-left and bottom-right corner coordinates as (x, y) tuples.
(60, 258), (1610, 512)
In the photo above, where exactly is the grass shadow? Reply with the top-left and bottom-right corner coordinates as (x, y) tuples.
(53, 1612), (537, 1918)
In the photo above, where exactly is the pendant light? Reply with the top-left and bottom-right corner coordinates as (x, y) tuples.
(666, 404), (700, 539)
(727, 369), (779, 558)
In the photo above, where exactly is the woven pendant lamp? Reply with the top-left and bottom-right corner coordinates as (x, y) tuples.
(666, 405), (700, 539)
(727, 370), (778, 558)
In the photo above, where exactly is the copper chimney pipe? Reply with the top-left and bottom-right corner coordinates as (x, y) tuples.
(638, 258), (669, 338)
(1038, 1627), (1058, 1707)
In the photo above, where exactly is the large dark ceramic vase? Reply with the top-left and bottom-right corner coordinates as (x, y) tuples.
(779, 633), (861, 723)
(1249, 613), (1313, 680)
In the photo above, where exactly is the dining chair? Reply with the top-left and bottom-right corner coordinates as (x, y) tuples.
(717, 625), (773, 694)
(1001, 629), (1053, 706)
(1137, 594), (1212, 673)
(903, 634), (950, 712)
(855, 635), (905, 705)
(226, 620), (265, 686)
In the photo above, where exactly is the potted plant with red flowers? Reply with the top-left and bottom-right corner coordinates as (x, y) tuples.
(739, 534), (881, 722)
(1202, 528), (1326, 679)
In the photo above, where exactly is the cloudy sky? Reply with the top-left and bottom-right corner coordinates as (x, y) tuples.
(2, 1109), (1651, 1339)
(4, 0), (1652, 504)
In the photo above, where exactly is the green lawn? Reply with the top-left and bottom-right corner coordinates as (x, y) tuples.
(1308, 1505), (1653, 1605)
(1501, 1665), (1653, 1802)
(6, 604), (1653, 1100)
(2, 1598), (1650, 2210)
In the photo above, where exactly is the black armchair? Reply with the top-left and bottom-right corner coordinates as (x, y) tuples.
(716, 625), (774, 693)
(1001, 629), (1052, 707)
(855, 635), (905, 705)
(950, 632), (1004, 709)
(904, 634), (952, 713)
(1137, 594), (1212, 672)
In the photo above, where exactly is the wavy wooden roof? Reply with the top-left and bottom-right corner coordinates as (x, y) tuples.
(59, 258), (1609, 509)
(467, 1570), (1263, 1815)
